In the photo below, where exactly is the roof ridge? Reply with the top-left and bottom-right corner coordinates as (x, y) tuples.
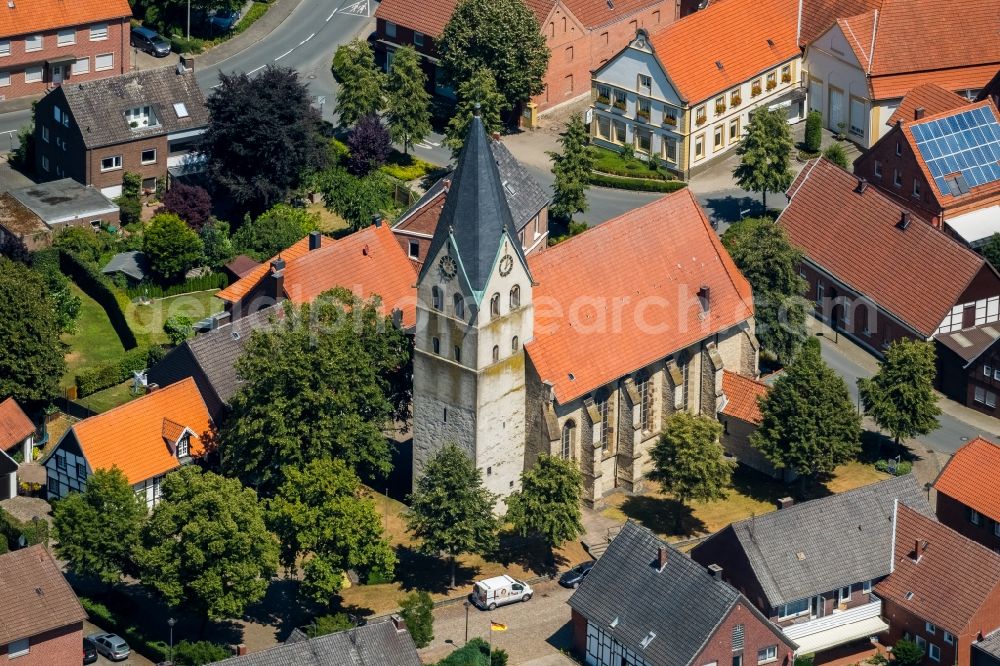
(696, 189), (756, 317)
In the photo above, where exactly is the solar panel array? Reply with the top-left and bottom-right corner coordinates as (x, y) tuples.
(911, 106), (1000, 196)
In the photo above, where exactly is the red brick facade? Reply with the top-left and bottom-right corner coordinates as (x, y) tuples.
(694, 602), (795, 666)
(880, 596), (1000, 666)
(936, 337), (1000, 417)
(0, 622), (83, 666)
(936, 492), (1000, 553)
(0, 20), (130, 101)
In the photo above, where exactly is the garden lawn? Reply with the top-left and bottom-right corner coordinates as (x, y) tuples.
(589, 146), (671, 180)
(75, 380), (141, 414)
(61, 282), (126, 388)
(127, 289), (223, 346)
(307, 203), (350, 234)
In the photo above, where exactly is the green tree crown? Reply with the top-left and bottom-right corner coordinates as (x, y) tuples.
(505, 454), (584, 550)
(143, 212), (204, 282)
(333, 39), (387, 128)
(445, 69), (508, 156)
(548, 113), (594, 222)
(733, 108), (794, 209)
(387, 46), (432, 155)
(858, 339), (940, 444)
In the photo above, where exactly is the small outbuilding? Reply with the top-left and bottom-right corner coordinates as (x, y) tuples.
(102, 250), (150, 284)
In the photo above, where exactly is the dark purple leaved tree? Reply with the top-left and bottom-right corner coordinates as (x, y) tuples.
(347, 114), (391, 176)
(157, 182), (213, 230)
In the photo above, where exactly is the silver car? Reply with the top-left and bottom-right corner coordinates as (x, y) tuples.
(88, 633), (131, 661)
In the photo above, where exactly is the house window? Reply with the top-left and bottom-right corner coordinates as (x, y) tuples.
(636, 128), (652, 153)
(779, 599), (809, 618)
(408, 241), (419, 259)
(944, 632), (955, 645)
(663, 107), (678, 127)
(893, 169), (902, 187)
(757, 646), (777, 664)
(766, 72), (777, 90)
(863, 580), (872, 594)
(715, 96), (726, 116)
(56, 454), (66, 470)
(566, 46), (574, 62)
(0, 39), (9, 56)
(730, 88), (741, 107)
(95, 53), (114, 71)
(695, 106), (706, 125)
(42, 125), (49, 142)
(916, 636), (927, 651)
(77, 462), (87, 479)
(431, 286), (442, 310)
(57, 29), (76, 46)
(612, 119), (627, 144)
(751, 78), (762, 96)
(729, 118), (740, 142)
(72, 57), (90, 75)
(8, 637), (29, 657)
(596, 85), (611, 104)
(25, 35), (43, 52)
(510, 285), (520, 308)
(839, 586), (851, 603)
(928, 644), (940, 662)
(913, 179), (921, 198)
(454, 345), (461, 363)
(141, 148), (157, 165)
(432, 337), (440, 354)
(453, 293), (465, 318)
(595, 398), (610, 449)
(695, 134), (705, 159)
(613, 89), (627, 110)
(637, 73), (652, 94)
(714, 125), (724, 150)
(512, 336), (519, 352)
(596, 115), (611, 140)
(985, 365), (992, 377)
(413, 31), (424, 47)
(174, 102), (189, 118)
(874, 160), (883, 178)
(385, 21), (397, 38)
(926, 622), (936, 635)
(561, 420), (575, 459)
(995, 522), (1000, 538)
(90, 23), (109, 40)
(662, 136), (677, 163)
(637, 98), (651, 122)
(41, 155), (49, 172)
(781, 64), (791, 82)
(177, 435), (189, 458)
(896, 140), (902, 156)
(0, 71), (7, 87)
(25, 66), (43, 83)
(490, 293), (500, 318)
(638, 375), (653, 432)
(492, 345), (500, 363)
(48, 477), (59, 494)
(732, 624), (745, 651)
(969, 507), (982, 524)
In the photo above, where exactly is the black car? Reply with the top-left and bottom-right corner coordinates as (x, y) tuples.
(559, 561), (595, 588)
(82, 637), (98, 664)
(131, 25), (171, 57)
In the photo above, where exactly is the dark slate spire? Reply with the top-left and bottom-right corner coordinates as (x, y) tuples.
(418, 111), (530, 301)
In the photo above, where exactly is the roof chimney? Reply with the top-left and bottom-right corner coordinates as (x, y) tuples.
(146, 383), (159, 394)
(373, 215), (382, 228)
(777, 497), (795, 510)
(698, 285), (711, 314)
(913, 539), (924, 562)
(855, 177), (868, 194)
(491, 131), (501, 141)
(269, 257), (285, 302)
(657, 546), (668, 571)
(898, 210), (911, 230)
(914, 106), (925, 121)
(391, 614), (407, 633)
(308, 230), (322, 251)
(708, 563), (723, 580)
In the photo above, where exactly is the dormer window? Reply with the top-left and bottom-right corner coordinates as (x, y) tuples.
(126, 105), (157, 129)
(177, 434), (190, 458)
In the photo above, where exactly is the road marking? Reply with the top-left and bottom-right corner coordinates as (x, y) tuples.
(327, 10), (336, 20)
(248, 65), (265, 75)
(337, 0), (371, 16)
(275, 48), (294, 61)
(303, 32), (315, 42)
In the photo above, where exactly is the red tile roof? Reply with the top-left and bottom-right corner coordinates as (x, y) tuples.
(282, 223), (418, 328)
(647, 0), (799, 104)
(560, 0), (667, 29)
(886, 83), (969, 128)
(933, 436), (1000, 523)
(69, 378), (211, 486)
(526, 189), (754, 404)
(721, 371), (768, 424)
(1, 0), (132, 38)
(798, 0), (880, 46)
(224, 255), (260, 279)
(870, 65), (1000, 102)
(875, 503), (1000, 635)
(216, 234), (334, 303)
(0, 545), (85, 646)
(393, 190), (446, 237)
(779, 158), (991, 337)
(374, 0), (554, 39)
(0, 397), (33, 451)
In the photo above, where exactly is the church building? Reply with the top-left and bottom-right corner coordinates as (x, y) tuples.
(412, 112), (759, 506)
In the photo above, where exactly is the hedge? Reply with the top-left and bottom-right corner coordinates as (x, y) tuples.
(0, 507), (49, 552)
(58, 250), (138, 350)
(588, 172), (689, 192)
(79, 596), (170, 664)
(75, 346), (165, 397)
(126, 272), (228, 300)
(593, 165), (671, 180)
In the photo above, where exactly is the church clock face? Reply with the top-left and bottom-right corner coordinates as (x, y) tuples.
(498, 254), (514, 277)
(439, 255), (458, 280)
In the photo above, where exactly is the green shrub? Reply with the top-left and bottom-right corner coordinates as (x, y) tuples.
(588, 172), (688, 192)
(306, 613), (354, 638)
(75, 346), (162, 397)
(805, 111), (822, 152)
(172, 640), (231, 665)
(169, 35), (207, 54)
(329, 137), (350, 163)
(892, 639), (925, 666)
(0, 507), (49, 551)
(822, 143), (849, 169)
(874, 459), (912, 476)
(365, 569), (395, 585)
(589, 146), (672, 180)
(163, 315), (195, 346)
(381, 153), (436, 181)
(400, 591), (434, 648)
(232, 2), (269, 36)
(491, 649), (509, 666)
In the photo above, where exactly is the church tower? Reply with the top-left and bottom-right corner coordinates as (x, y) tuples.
(412, 112), (534, 502)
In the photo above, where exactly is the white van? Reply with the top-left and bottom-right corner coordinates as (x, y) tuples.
(471, 575), (533, 610)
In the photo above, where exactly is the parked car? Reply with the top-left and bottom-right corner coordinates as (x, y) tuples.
(82, 637), (98, 664)
(210, 8), (241, 31)
(131, 25), (172, 57)
(470, 575), (532, 610)
(559, 561), (595, 588)
(88, 633), (131, 661)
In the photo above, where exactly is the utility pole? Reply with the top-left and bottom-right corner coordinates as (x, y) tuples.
(187, 0), (191, 40)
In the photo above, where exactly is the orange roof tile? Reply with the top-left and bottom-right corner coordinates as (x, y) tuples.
(870, 64), (1000, 102)
(646, 0), (799, 104)
(393, 190), (446, 237)
(70, 378), (211, 485)
(798, 0), (881, 46)
(933, 436), (1000, 523)
(526, 189), (754, 404)
(216, 234), (334, 303)
(875, 503), (1000, 634)
(282, 223), (418, 328)
(720, 371), (768, 424)
(0, 397), (33, 451)
(2, 0), (131, 38)
(886, 83), (970, 127)
(375, 0), (553, 39)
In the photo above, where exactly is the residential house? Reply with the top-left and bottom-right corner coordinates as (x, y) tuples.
(0, 397), (35, 500)
(975, 632), (1000, 666)
(392, 138), (551, 267)
(372, 0), (689, 118)
(931, 436), (1000, 551)
(718, 371), (784, 480)
(0, 179), (119, 251)
(33, 66), (209, 198)
(854, 99), (1000, 247)
(0, 0), (132, 101)
(590, 0), (804, 179)
(0, 545), (87, 665)
(876, 503), (1000, 666)
(778, 158), (1000, 356)
(934, 325), (1000, 415)
(208, 617), (421, 666)
(568, 521), (796, 666)
(44, 377), (211, 508)
(148, 306), (284, 421)
(803, 0), (1000, 148)
(691, 475), (934, 660)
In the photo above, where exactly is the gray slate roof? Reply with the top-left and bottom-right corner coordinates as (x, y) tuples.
(723, 475), (934, 609)
(101, 251), (149, 282)
(492, 140), (549, 231)
(8, 179), (118, 226)
(417, 114), (532, 299)
(208, 620), (421, 666)
(975, 630), (1000, 660)
(62, 67), (208, 149)
(935, 322), (1000, 366)
(568, 522), (791, 666)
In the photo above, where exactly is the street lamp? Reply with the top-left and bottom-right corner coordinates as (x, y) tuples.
(186, 0), (191, 40)
(463, 601), (470, 644)
(167, 618), (176, 663)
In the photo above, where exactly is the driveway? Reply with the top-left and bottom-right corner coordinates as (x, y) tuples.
(85, 620), (154, 666)
(419, 579), (576, 665)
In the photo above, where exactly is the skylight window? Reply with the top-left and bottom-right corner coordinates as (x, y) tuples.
(174, 102), (189, 118)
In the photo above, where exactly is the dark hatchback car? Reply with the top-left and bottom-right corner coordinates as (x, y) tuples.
(131, 25), (172, 57)
(210, 8), (241, 31)
(83, 637), (98, 664)
(559, 561), (595, 588)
